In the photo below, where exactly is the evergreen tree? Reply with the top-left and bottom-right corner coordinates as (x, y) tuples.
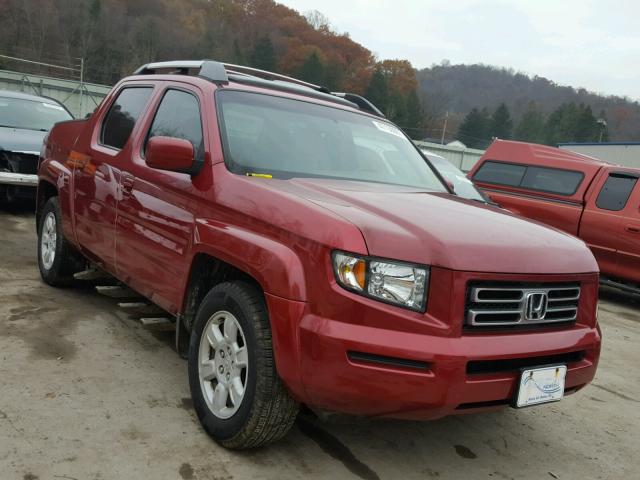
(323, 60), (344, 91)
(490, 103), (513, 139)
(575, 104), (598, 142)
(89, 0), (101, 19)
(404, 89), (424, 139)
(514, 102), (546, 144)
(365, 69), (389, 115)
(250, 37), (276, 71)
(232, 39), (246, 65)
(457, 107), (491, 148)
(545, 103), (579, 145)
(297, 51), (324, 84)
(386, 91), (407, 126)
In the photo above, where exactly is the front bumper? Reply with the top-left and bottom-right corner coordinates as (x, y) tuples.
(296, 314), (600, 419)
(0, 171), (38, 186)
(265, 266), (601, 420)
(1, 151), (39, 200)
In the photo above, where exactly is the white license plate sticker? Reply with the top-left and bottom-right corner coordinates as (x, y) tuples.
(516, 365), (567, 408)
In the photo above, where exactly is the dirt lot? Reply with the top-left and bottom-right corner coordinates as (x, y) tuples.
(1, 206), (638, 480)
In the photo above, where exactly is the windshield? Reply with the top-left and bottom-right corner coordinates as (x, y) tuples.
(0, 96), (72, 131)
(217, 90), (446, 191)
(422, 152), (486, 202)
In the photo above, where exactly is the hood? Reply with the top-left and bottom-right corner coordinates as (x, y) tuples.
(0, 126), (46, 154)
(266, 178), (598, 275)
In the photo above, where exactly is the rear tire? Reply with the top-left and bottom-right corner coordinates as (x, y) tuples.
(188, 281), (299, 449)
(37, 197), (82, 286)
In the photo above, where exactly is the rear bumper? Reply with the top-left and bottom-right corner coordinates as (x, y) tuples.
(268, 294), (600, 419)
(0, 171), (38, 186)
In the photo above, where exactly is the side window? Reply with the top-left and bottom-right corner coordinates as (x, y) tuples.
(473, 160), (583, 196)
(473, 161), (526, 187)
(596, 173), (638, 211)
(101, 87), (153, 150)
(145, 89), (204, 165)
(520, 166), (583, 195)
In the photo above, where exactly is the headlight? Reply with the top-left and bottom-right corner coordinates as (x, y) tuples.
(332, 251), (429, 311)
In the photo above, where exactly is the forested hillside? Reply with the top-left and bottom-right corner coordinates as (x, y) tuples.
(0, 0), (423, 135)
(1, 0), (638, 146)
(418, 63), (640, 147)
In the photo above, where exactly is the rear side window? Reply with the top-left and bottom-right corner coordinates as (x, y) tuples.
(596, 173), (638, 211)
(473, 161), (526, 187)
(474, 160), (583, 196)
(101, 87), (153, 149)
(521, 166), (584, 195)
(145, 89), (204, 165)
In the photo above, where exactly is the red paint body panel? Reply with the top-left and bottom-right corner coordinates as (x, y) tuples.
(470, 140), (640, 284)
(38, 76), (601, 419)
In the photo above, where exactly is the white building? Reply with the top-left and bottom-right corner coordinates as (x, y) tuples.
(558, 142), (640, 168)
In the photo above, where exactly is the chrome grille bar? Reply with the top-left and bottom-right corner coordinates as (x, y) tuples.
(467, 284), (580, 327)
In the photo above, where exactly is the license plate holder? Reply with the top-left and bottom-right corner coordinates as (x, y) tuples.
(514, 364), (567, 408)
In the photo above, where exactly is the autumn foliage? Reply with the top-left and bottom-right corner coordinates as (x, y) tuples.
(0, 0), (424, 135)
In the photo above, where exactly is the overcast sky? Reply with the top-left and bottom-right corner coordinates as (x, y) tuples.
(278, 0), (640, 101)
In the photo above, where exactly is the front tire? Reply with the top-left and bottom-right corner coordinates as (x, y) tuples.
(188, 281), (299, 449)
(37, 197), (82, 286)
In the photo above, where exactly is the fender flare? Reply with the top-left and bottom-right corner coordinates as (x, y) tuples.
(190, 219), (307, 301)
(185, 219), (309, 399)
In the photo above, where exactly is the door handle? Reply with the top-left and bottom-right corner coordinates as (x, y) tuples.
(121, 172), (135, 194)
(625, 225), (640, 234)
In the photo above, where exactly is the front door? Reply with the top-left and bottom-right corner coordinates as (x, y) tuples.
(115, 86), (208, 313)
(73, 86), (154, 272)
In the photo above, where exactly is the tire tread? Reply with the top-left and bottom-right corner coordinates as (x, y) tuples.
(190, 281), (299, 449)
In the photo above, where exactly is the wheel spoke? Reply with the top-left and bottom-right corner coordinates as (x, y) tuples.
(213, 382), (228, 410)
(223, 318), (238, 342)
(200, 360), (216, 381)
(198, 310), (248, 419)
(206, 324), (224, 348)
(234, 346), (248, 367)
(229, 377), (244, 406)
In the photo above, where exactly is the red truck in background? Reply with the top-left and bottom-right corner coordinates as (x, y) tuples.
(37, 61), (601, 449)
(470, 140), (640, 292)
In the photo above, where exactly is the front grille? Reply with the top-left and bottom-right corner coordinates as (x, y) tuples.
(466, 282), (580, 327)
(1, 151), (39, 174)
(466, 350), (585, 375)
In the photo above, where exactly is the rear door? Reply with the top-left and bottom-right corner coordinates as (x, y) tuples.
(580, 170), (639, 279)
(73, 85), (154, 272)
(115, 84), (208, 313)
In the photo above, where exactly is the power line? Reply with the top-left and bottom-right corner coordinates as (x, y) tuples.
(0, 54), (79, 72)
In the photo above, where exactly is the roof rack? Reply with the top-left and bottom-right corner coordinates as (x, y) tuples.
(133, 60), (229, 83)
(331, 93), (385, 118)
(222, 63), (328, 92)
(132, 60), (385, 118)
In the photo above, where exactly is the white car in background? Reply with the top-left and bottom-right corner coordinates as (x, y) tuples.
(420, 150), (495, 205)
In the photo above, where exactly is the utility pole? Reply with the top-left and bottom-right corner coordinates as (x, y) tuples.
(78, 57), (84, 118)
(597, 118), (607, 142)
(440, 111), (449, 144)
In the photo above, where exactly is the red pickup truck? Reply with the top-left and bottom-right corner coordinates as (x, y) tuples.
(37, 61), (601, 449)
(470, 140), (640, 292)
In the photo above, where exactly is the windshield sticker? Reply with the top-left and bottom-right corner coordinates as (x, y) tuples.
(246, 172), (273, 179)
(41, 103), (65, 111)
(372, 120), (404, 138)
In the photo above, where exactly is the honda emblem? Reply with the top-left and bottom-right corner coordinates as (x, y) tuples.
(525, 292), (548, 321)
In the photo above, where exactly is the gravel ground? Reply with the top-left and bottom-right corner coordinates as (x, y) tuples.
(1, 206), (638, 480)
